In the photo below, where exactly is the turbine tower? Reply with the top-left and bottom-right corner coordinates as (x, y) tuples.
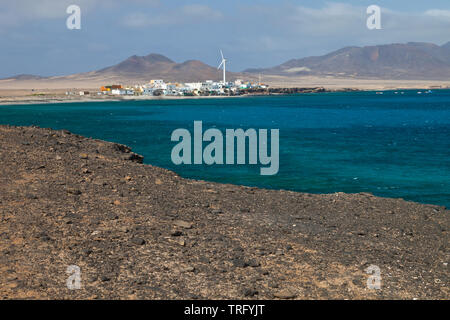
(218, 50), (227, 84)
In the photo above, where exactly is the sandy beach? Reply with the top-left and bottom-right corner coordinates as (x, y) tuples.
(0, 89), (249, 106)
(0, 76), (449, 105)
(262, 75), (450, 90)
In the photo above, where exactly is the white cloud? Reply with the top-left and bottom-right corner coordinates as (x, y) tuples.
(122, 5), (223, 28)
(225, 2), (450, 69)
(181, 4), (223, 20)
(122, 13), (153, 28)
(4, 0), (98, 19)
(288, 2), (364, 36)
(239, 2), (450, 47)
(1, 1), (450, 73)
(425, 9), (450, 19)
(0, 0), (160, 25)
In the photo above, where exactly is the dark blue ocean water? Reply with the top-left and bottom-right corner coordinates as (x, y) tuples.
(1, 90), (450, 208)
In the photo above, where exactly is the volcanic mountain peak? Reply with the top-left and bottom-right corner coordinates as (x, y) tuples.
(97, 53), (175, 75)
(86, 53), (239, 82)
(142, 53), (175, 63)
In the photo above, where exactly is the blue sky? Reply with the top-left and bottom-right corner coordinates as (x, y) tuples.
(1, 0), (449, 77)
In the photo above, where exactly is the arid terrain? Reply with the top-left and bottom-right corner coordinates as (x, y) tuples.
(0, 76), (449, 106)
(246, 42), (450, 80)
(0, 125), (448, 299)
(2, 42), (450, 105)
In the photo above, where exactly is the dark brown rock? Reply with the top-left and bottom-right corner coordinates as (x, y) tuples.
(0, 125), (448, 300)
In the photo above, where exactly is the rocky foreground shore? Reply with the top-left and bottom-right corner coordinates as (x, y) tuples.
(0, 125), (448, 299)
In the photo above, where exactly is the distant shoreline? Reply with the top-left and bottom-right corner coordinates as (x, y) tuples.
(0, 93), (255, 106)
(0, 86), (448, 106)
(1, 74), (449, 106)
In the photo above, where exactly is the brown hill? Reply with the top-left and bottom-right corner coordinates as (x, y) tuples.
(1, 53), (241, 86)
(89, 53), (240, 82)
(96, 53), (175, 75)
(245, 42), (450, 80)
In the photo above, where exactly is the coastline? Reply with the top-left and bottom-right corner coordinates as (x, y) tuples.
(1, 75), (449, 106)
(0, 86), (447, 106)
(0, 125), (448, 299)
(0, 93), (251, 106)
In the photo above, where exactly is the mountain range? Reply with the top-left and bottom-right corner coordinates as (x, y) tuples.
(245, 42), (450, 80)
(92, 53), (240, 82)
(2, 41), (450, 83)
(2, 54), (241, 84)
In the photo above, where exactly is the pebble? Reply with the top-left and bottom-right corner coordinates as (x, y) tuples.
(242, 288), (258, 297)
(232, 258), (249, 268)
(66, 188), (82, 195)
(130, 237), (146, 245)
(173, 220), (193, 229)
(179, 266), (195, 273)
(167, 238), (186, 246)
(248, 259), (261, 267)
(273, 289), (297, 299)
(40, 235), (51, 242)
(176, 239), (186, 246)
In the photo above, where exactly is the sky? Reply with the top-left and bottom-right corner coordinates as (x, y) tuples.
(1, 0), (450, 77)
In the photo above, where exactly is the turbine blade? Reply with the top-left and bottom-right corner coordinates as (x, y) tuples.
(218, 60), (224, 69)
(220, 50), (224, 60)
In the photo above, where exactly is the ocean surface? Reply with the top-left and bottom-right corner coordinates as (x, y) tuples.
(1, 90), (450, 208)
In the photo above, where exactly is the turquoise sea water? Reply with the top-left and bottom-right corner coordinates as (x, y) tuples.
(1, 90), (450, 208)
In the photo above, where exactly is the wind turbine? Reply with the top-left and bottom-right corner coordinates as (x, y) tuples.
(218, 50), (227, 84)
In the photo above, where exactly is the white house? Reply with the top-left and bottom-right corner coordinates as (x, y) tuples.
(149, 79), (167, 90)
(185, 82), (202, 90)
(143, 88), (155, 96)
